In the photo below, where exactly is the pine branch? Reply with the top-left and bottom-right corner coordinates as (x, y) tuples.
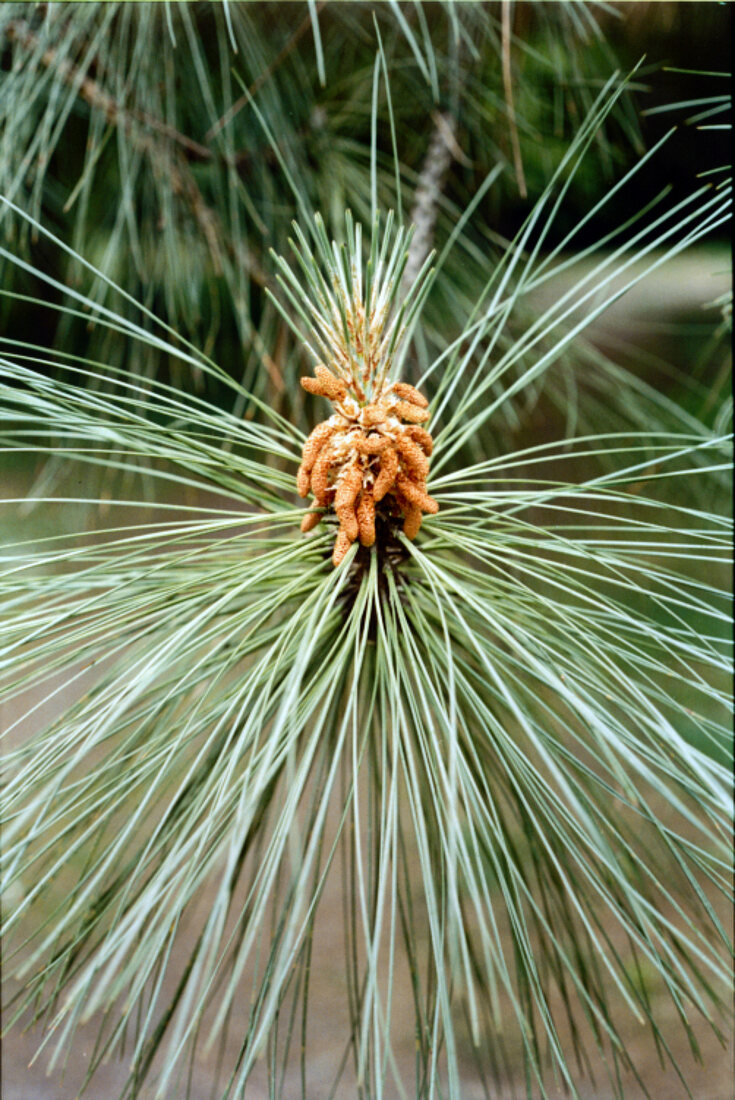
(3, 15), (267, 286)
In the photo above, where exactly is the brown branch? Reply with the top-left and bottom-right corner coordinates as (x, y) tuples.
(5, 19), (212, 161)
(501, 0), (527, 199)
(5, 18), (268, 286)
(204, 1), (326, 144)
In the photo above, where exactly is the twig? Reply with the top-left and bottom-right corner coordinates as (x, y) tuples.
(400, 110), (464, 297)
(5, 19), (212, 161)
(204, 2), (326, 144)
(501, 0), (527, 199)
(5, 18), (267, 285)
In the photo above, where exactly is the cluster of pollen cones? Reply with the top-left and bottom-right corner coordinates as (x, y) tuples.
(297, 365), (438, 565)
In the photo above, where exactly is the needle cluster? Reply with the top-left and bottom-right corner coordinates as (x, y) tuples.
(269, 213), (438, 565)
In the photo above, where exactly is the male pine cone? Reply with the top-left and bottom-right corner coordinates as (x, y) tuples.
(297, 366), (438, 566)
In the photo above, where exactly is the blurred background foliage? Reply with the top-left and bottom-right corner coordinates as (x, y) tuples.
(1, 1), (730, 435)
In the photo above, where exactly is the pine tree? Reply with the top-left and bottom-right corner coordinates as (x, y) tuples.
(1, 4), (731, 1098)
